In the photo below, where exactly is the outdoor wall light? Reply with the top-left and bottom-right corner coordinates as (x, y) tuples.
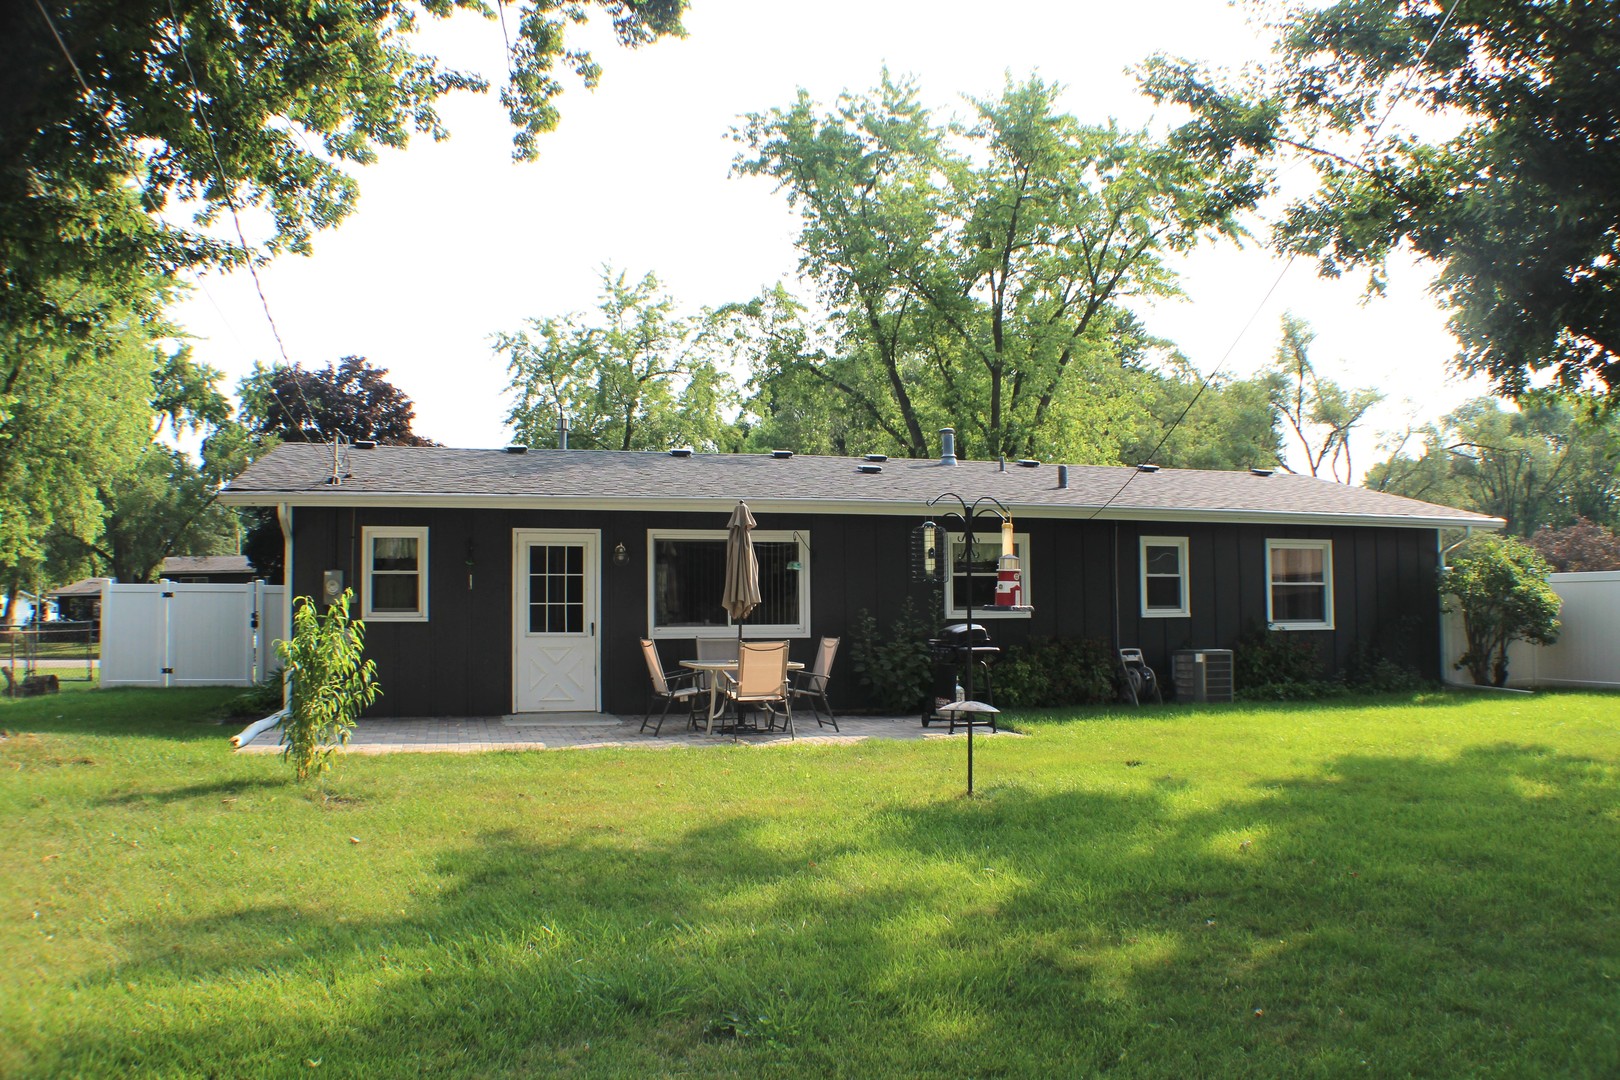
(613, 542), (629, 567)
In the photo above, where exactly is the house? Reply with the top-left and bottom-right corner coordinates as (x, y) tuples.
(159, 555), (258, 584)
(48, 578), (111, 623)
(217, 433), (1503, 718)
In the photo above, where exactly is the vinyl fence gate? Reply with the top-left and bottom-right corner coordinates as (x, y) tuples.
(100, 580), (286, 688)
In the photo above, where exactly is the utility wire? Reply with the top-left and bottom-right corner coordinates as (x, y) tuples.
(1086, 0), (1466, 519)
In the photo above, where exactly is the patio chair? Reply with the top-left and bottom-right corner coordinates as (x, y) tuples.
(788, 636), (840, 731)
(638, 638), (704, 735)
(720, 640), (793, 738)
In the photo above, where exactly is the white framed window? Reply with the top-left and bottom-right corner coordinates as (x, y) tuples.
(1140, 536), (1190, 618)
(647, 529), (811, 639)
(944, 532), (1032, 619)
(362, 526), (428, 622)
(1266, 539), (1333, 630)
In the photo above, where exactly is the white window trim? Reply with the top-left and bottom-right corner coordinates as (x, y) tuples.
(361, 525), (429, 622)
(1140, 535), (1191, 618)
(1265, 538), (1334, 631)
(944, 531), (1033, 620)
(646, 528), (811, 639)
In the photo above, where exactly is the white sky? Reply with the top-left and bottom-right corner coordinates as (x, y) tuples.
(170, 0), (1489, 470)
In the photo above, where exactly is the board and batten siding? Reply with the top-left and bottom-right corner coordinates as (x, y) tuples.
(288, 506), (1441, 718)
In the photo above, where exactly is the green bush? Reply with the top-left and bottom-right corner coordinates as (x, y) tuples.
(1233, 622), (1324, 696)
(227, 670), (285, 717)
(1442, 534), (1561, 687)
(274, 590), (381, 782)
(994, 637), (1118, 707)
(849, 597), (936, 713)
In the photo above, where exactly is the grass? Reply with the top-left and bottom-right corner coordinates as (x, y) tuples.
(2, 685), (1617, 1078)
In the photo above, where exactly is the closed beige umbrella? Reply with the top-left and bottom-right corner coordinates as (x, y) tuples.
(722, 501), (762, 633)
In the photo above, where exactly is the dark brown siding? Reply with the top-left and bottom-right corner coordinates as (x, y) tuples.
(289, 505), (1441, 717)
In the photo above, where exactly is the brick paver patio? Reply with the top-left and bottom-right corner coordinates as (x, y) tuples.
(236, 711), (1013, 753)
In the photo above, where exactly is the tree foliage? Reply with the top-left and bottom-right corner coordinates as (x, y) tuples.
(1140, 0), (1620, 400)
(3, 0), (685, 345)
(1529, 518), (1620, 574)
(1266, 315), (1382, 482)
(733, 72), (1265, 461)
(1441, 534), (1560, 687)
(239, 356), (436, 446)
(275, 589), (380, 782)
(1367, 395), (1619, 534)
(496, 269), (738, 452)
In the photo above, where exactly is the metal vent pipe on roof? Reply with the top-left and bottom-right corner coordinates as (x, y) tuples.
(940, 427), (957, 466)
(1058, 465), (1069, 489)
(557, 414), (569, 450)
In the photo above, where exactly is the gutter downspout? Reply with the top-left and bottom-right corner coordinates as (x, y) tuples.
(1436, 526), (1473, 687)
(280, 502), (294, 711)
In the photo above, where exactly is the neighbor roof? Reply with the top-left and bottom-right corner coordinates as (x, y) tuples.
(160, 555), (255, 576)
(219, 443), (1504, 530)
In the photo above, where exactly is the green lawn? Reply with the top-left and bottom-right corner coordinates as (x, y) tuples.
(3, 686), (1617, 1078)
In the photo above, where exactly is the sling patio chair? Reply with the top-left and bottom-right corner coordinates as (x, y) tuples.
(719, 640), (794, 738)
(788, 635), (840, 731)
(639, 638), (704, 735)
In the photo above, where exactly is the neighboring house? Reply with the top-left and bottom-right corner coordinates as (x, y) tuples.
(218, 435), (1503, 718)
(48, 579), (111, 623)
(160, 555), (258, 584)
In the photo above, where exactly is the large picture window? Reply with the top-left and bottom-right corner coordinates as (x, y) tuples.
(1140, 536), (1190, 618)
(362, 526), (428, 621)
(944, 532), (1032, 619)
(1266, 539), (1333, 630)
(648, 530), (810, 638)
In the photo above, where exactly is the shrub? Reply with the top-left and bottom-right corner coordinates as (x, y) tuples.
(1233, 622), (1323, 696)
(1442, 535), (1561, 686)
(227, 670), (285, 717)
(274, 590), (381, 781)
(849, 597), (936, 713)
(994, 637), (1117, 707)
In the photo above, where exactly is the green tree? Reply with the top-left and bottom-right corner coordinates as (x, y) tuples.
(1442, 534), (1561, 687)
(734, 72), (1264, 461)
(1367, 395), (1619, 534)
(4, 0), (685, 345)
(275, 590), (381, 782)
(496, 269), (738, 452)
(1139, 0), (1620, 400)
(0, 278), (163, 609)
(1265, 315), (1382, 482)
(1125, 361), (1284, 471)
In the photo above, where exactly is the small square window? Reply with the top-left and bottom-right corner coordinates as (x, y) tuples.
(1140, 536), (1190, 618)
(944, 532), (1032, 619)
(362, 526), (428, 622)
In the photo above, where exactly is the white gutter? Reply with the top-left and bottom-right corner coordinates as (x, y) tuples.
(1437, 525), (1475, 687)
(279, 502), (293, 711)
(218, 490), (1504, 533)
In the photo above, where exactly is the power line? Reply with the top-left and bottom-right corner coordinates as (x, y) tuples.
(1087, 0), (1467, 518)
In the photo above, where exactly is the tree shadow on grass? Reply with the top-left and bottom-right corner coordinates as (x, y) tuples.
(37, 743), (1620, 1078)
(94, 775), (286, 807)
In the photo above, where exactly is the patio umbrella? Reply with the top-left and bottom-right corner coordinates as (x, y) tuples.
(722, 501), (761, 636)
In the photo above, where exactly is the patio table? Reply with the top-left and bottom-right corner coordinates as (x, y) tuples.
(680, 659), (804, 735)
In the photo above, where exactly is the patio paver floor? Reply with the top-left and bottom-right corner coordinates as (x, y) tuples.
(236, 712), (1013, 753)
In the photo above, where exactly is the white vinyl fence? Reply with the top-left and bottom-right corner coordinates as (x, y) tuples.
(100, 580), (285, 688)
(1443, 571), (1620, 690)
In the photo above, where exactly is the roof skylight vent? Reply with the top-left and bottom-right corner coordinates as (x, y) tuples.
(354, 439), (377, 450)
(771, 449), (794, 459)
(1016, 458), (1040, 468)
(1136, 463), (1160, 473)
(669, 447), (694, 458)
(1250, 467), (1275, 477)
(864, 453), (889, 462)
(504, 444), (528, 454)
(857, 463), (883, 474)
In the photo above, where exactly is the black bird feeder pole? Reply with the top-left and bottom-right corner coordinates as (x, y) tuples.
(926, 493), (1011, 797)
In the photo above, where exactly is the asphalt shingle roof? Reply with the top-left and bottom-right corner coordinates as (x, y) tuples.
(220, 443), (1502, 528)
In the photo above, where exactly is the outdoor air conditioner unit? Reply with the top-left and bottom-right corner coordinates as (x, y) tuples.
(1172, 649), (1234, 703)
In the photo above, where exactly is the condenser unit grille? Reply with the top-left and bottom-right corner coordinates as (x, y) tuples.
(1172, 649), (1235, 703)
